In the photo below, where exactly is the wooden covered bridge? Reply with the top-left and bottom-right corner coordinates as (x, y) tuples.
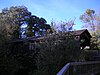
(12, 29), (92, 50)
(11, 29), (100, 75)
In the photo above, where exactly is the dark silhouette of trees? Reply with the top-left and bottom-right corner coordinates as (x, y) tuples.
(0, 6), (52, 39)
(33, 33), (80, 75)
(0, 6), (52, 75)
(25, 15), (52, 37)
(0, 5), (81, 75)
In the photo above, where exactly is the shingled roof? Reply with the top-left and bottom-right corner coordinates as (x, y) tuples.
(11, 29), (92, 43)
(70, 29), (92, 38)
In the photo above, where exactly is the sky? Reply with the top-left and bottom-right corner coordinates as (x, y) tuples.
(0, 0), (100, 29)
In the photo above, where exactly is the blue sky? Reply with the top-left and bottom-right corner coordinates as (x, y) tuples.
(0, 0), (100, 29)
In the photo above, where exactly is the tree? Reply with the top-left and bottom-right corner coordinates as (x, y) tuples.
(80, 9), (96, 31)
(33, 20), (81, 75)
(0, 6), (52, 38)
(80, 9), (100, 49)
(0, 6), (31, 39)
(25, 15), (52, 37)
(50, 19), (75, 33)
(0, 5), (53, 75)
(0, 27), (20, 75)
(33, 33), (80, 75)
(0, 6), (33, 75)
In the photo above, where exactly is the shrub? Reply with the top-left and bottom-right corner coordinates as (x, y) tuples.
(34, 33), (80, 75)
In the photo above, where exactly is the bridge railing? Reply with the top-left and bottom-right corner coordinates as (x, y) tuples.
(57, 61), (100, 75)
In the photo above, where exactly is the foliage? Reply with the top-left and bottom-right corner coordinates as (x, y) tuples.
(51, 19), (75, 33)
(10, 42), (37, 75)
(0, 5), (81, 75)
(80, 9), (100, 49)
(0, 34), (36, 75)
(80, 9), (96, 31)
(25, 16), (52, 37)
(0, 6), (31, 39)
(0, 6), (31, 26)
(34, 33), (80, 75)
(0, 6), (52, 38)
(0, 6), (32, 75)
(0, 5), (52, 75)
(0, 33), (20, 75)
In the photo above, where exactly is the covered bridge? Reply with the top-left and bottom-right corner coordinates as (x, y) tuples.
(11, 29), (92, 50)
(70, 29), (92, 50)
